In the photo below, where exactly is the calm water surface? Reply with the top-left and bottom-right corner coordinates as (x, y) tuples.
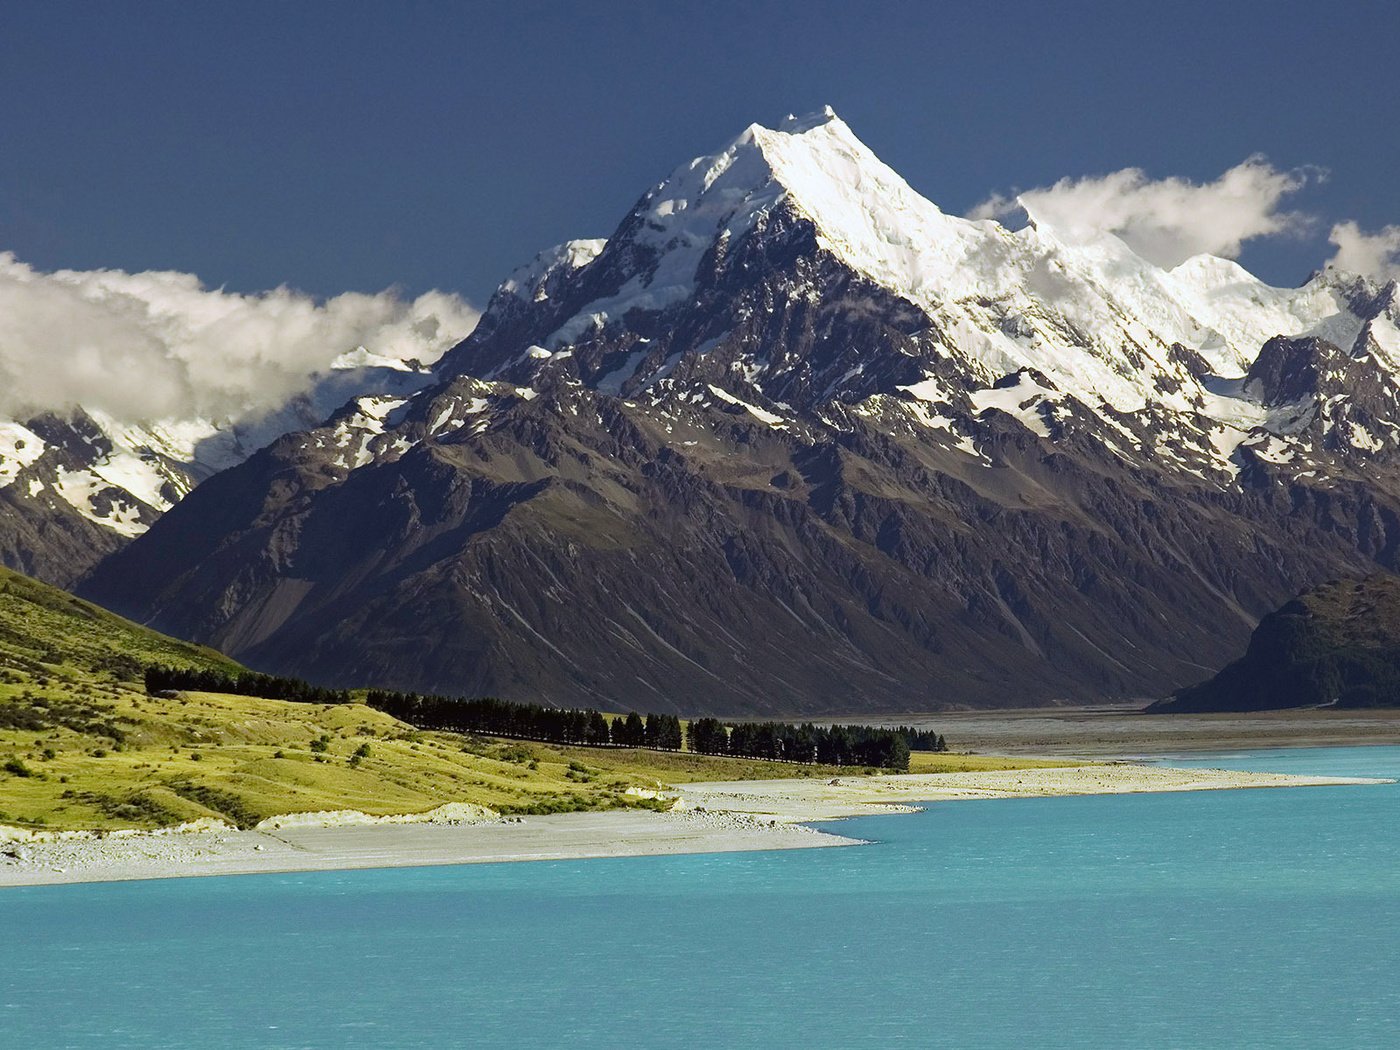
(3, 746), (1397, 1048)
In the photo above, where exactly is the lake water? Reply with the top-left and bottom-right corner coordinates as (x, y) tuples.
(4, 746), (1398, 1048)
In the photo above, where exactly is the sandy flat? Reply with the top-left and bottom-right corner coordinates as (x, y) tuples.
(847, 705), (1400, 757)
(675, 764), (1390, 820)
(0, 763), (1388, 888)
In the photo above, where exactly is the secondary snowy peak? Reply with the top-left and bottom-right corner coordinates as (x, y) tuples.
(500, 239), (607, 302)
(0, 350), (441, 564)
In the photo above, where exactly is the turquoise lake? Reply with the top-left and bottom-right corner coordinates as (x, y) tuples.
(4, 745), (1398, 1048)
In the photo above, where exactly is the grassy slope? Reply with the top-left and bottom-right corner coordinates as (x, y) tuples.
(0, 564), (239, 680)
(0, 566), (1070, 831)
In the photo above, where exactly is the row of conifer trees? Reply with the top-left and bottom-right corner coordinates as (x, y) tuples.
(143, 665), (946, 770)
(689, 717), (946, 768)
(144, 665), (348, 706)
(367, 691), (684, 750)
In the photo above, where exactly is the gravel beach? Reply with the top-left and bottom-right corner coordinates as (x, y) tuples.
(1, 763), (1387, 888)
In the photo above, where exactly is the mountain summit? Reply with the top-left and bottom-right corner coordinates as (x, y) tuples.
(80, 111), (1400, 714)
(444, 108), (1400, 470)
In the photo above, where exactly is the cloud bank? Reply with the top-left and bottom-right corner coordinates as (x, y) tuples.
(970, 157), (1315, 269)
(1328, 221), (1400, 282)
(0, 252), (479, 424)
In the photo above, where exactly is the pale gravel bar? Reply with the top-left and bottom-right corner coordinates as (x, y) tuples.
(0, 765), (1389, 888)
(673, 764), (1393, 820)
(0, 810), (856, 888)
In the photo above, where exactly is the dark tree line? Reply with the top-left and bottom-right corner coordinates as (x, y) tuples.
(688, 717), (729, 755)
(143, 665), (946, 770)
(891, 726), (949, 752)
(368, 691), (610, 744)
(691, 719), (921, 770)
(368, 691), (686, 751)
(145, 665), (351, 706)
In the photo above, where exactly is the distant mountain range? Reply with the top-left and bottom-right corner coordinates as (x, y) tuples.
(20, 108), (1400, 713)
(0, 351), (437, 586)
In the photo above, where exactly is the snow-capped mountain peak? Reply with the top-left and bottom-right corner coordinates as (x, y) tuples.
(432, 110), (1400, 497)
(615, 104), (970, 314)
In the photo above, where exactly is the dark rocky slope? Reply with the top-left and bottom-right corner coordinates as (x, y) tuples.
(81, 364), (1400, 714)
(1150, 575), (1400, 712)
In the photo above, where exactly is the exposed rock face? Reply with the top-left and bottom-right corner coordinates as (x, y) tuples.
(1150, 575), (1400, 712)
(79, 110), (1400, 714)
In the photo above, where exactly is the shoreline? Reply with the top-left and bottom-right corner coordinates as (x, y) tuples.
(1, 763), (1389, 889)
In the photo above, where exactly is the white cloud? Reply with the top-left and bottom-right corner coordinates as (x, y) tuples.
(970, 157), (1315, 268)
(1327, 221), (1400, 282)
(0, 252), (479, 424)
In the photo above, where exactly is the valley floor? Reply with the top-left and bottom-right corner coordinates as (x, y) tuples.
(1, 763), (1387, 888)
(850, 705), (1400, 757)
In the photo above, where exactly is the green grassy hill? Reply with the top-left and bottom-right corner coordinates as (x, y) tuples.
(0, 564), (240, 682)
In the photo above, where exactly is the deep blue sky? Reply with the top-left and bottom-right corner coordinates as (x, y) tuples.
(2, 0), (1396, 303)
